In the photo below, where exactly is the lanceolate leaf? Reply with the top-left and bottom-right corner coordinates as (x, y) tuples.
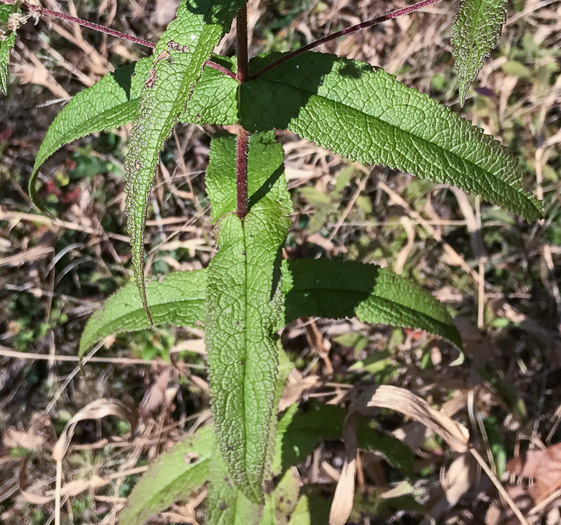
(282, 259), (462, 348)
(0, 5), (16, 95)
(79, 269), (206, 356)
(241, 52), (541, 222)
(119, 425), (214, 525)
(207, 439), (263, 525)
(30, 57), (237, 212)
(205, 132), (292, 502)
(124, 0), (244, 318)
(79, 255), (459, 356)
(452, 0), (508, 106)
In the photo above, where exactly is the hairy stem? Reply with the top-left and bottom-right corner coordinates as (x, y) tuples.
(236, 4), (249, 83)
(0, 0), (238, 79)
(1, 0), (155, 48)
(251, 0), (444, 80)
(236, 127), (249, 220)
(236, 5), (250, 219)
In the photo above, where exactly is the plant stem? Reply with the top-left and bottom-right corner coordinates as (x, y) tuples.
(236, 127), (249, 220)
(1, 0), (155, 48)
(236, 5), (250, 220)
(236, 4), (249, 83)
(0, 0), (238, 80)
(251, 0), (444, 80)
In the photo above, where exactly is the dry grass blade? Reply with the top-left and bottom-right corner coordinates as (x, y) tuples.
(364, 385), (470, 453)
(329, 412), (359, 525)
(52, 399), (137, 462)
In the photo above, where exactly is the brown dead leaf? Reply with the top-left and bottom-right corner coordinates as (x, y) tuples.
(506, 443), (561, 504)
(420, 453), (478, 524)
(3, 414), (52, 451)
(152, 0), (180, 25)
(279, 371), (320, 411)
(139, 366), (178, 421)
(329, 412), (358, 525)
(52, 399), (137, 462)
(363, 385), (470, 453)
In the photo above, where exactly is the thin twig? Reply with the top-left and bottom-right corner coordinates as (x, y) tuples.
(470, 447), (530, 525)
(0, 344), (205, 368)
(251, 0), (444, 80)
(0, 0), (237, 79)
(1, 0), (155, 48)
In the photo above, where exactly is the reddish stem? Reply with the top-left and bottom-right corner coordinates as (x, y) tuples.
(235, 5), (250, 220)
(1, 0), (155, 48)
(0, 0), (238, 80)
(236, 127), (249, 220)
(236, 5), (249, 83)
(251, 0), (444, 80)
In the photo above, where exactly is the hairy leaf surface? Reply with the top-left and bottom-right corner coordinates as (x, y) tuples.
(30, 57), (237, 211)
(124, 0), (244, 317)
(0, 5), (16, 95)
(205, 132), (292, 501)
(452, 0), (508, 106)
(282, 259), (462, 348)
(207, 431), (264, 524)
(79, 269), (206, 356)
(119, 425), (214, 525)
(241, 52), (541, 221)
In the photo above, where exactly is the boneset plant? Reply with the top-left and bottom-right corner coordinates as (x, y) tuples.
(1, 0), (541, 522)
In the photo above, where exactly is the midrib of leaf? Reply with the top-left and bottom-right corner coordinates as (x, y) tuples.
(124, 0), (244, 318)
(241, 52), (541, 222)
(205, 132), (292, 502)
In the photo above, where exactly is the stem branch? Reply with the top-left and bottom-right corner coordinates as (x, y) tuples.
(1, 0), (155, 48)
(0, 0), (238, 79)
(251, 0), (444, 80)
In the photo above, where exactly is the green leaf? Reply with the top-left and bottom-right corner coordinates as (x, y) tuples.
(29, 57), (237, 212)
(119, 425), (214, 525)
(261, 467), (301, 525)
(0, 5), (16, 95)
(282, 259), (462, 348)
(452, 0), (508, 106)
(124, 0), (244, 318)
(205, 132), (292, 502)
(207, 440), (264, 525)
(273, 404), (414, 477)
(241, 52), (541, 222)
(79, 269), (206, 356)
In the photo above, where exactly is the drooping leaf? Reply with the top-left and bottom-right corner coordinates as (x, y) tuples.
(0, 5), (16, 95)
(205, 132), (292, 502)
(119, 425), (214, 525)
(282, 259), (462, 348)
(79, 269), (206, 356)
(451, 0), (508, 106)
(241, 52), (541, 222)
(124, 0), (244, 318)
(29, 57), (237, 212)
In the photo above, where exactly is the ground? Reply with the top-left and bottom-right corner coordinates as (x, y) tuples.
(0, 0), (560, 523)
